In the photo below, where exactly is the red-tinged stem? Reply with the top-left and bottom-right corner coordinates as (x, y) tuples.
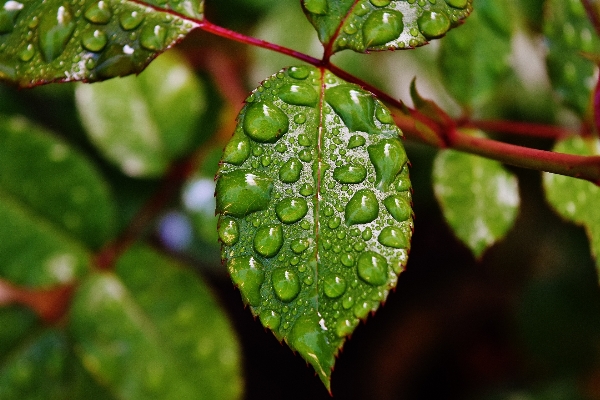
(595, 74), (600, 134)
(461, 119), (578, 139)
(582, 0), (600, 38)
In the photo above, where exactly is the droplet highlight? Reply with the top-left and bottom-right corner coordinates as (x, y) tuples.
(323, 274), (347, 298)
(228, 256), (265, 306)
(278, 83), (319, 107)
(363, 10), (404, 48)
(243, 102), (289, 143)
(325, 85), (377, 134)
(418, 10), (451, 39)
(357, 251), (388, 286)
(254, 225), (284, 258)
(216, 170), (273, 217)
(367, 138), (407, 191)
(276, 197), (309, 224)
(377, 226), (408, 248)
(222, 134), (251, 165)
(272, 267), (300, 302)
(39, 5), (76, 62)
(218, 217), (239, 246)
(333, 164), (367, 184)
(383, 194), (411, 222)
(345, 189), (379, 226)
(279, 158), (303, 183)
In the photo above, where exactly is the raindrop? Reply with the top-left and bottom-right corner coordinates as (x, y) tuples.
(272, 267), (300, 302)
(418, 10), (450, 39)
(303, 0), (327, 15)
(81, 29), (108, 52)
(383, 194), (411, 222)
(340, 253), (354, 267)
(294, 113), (307, 124)
(140, 23), (167, 51)
(228, 256), (265, 306)
(39, 4), (76, 62)
(353, 301), (371, 319)
(218, 216), (239, 246)
(336, 318), (358, 337)
(361, 227), (372, 241)
(278, 83), (319, 107)
(357, 251), (388, 285)
(297, 133), (312, 147)
(323, 273), (347, 298)
(299, 148), (313, 162)
(367, 138), (407, 191)
(279, 158), (303, 183)
(216, 170), (273, 218)
(254, 225), (284, 258)
(276, 197), (309, 224)
(375, 105), (394, 124)
(445, 0), (467, 8)
(299, 184), (314, 196)
(348, 135), (366, 149)
(0, 1), (23, 34)
(18, 43), (35, 62)
(377, 226), (408, 248)
(342, 295), (355, 309)
(119, 9), (144, 30)
(291, 238), (309, 254)
(84, 1), (111, 24)
(363, 10), (404, 48)
(243, 102), (289, 143)
(327, 216), (341, 229)
(370, 0), (391, 6)
(288, 65), (310, 80)
(222, 134), (251, 165)
(333, 164), (367, 184)
(325, 85), (377, 134)
(260, 310), (281, 330)
(345, 189), (379, 226)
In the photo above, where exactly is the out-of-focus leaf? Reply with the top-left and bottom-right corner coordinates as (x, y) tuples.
(0, 0), (202, 86)
(543, 136), (600, 277)
(302, 0), (472, 54)
(433, 131), (520, 258)
(69, 247), (243, 400)
(0, 306), (38, 358)
(544, 0), (600, 117)
(76, 51), (206, 177)
(439, 3), (513, 110)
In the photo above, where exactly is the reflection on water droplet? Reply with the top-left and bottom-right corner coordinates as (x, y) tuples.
(276, 197), (309, 224)
(288, 65), (310, 80)
(363, 10), (404, 48)
(272, 267), (300, 302)
(218, 216), (239, 246)
(368, 138), (407, 191)
(140, 23), (167, 51)
(370, 0), (391, 6)
(243, 102), (289, 143)
(84, 1), (111, 24)
(345, 189), (379, 226)
(418, 10), (450, 39)
(278, 83), (319, 107)
(376, 105), (394, 124)
(222, 134), (250, 165)
(341, 253), (354, 267)
(39, 4), (76, 61)
(279, 158), (303, 183)
(325, 85), (377, 134)
(216, 170), (273, 218)
(291, 238), (309, 254)
(336, 318), (358, 337)
(353, 301), (371, 319)
(333, 164), (367, 184)
(260, 309), (281, 330)
(378, 226), (408, 248)
(228, 256), (264, 306)
(357, 251), (388, 285)
(81, 29), (108, 52)
(119, 9), (144, 30)
(299, 184), (313, 196)
(323, 274), (347, 298)
(18, 43), (35, 62)
(383, 194), (411, 222)
(348, 135), (366, 149)
(254, 225), (284, 258)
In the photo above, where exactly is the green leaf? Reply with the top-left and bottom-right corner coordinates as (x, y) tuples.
(0, 306), (38, 358)
(439, 3), (513, 110)
(543, 136), (600, 278)
(76, 51), (206, 177)
(302, 0), (472, 54)
(0, 0), (202, 86)
(69, 246), (243, 400)
(433, 132), (520, 258)
(215, 65), (413, 389)
(544, 0), (600, 117)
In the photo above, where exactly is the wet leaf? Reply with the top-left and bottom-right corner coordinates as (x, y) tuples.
(433, 132), (520, 258)
(76, 51), (206, 177)
(0, 0), (202, 86)
(544, 0), (600, 117)
(543, 136), (600, 278)
(69, 246), (243, 400)
(215, 65), (413, 389)
(301, 0), (472, 54)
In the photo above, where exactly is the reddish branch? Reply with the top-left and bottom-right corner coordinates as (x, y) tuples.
(0, 279), (73, 323)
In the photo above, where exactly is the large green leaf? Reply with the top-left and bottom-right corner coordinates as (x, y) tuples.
(76, 51), (206, 177)
(433, 132), (520, 258)
(215, 65), (413, 389)
(0, 0), (202, 86)
(544, 0), (600, 117)
(69, 246), (243, 400)
(543, 136), (600, 278)
(302, 0), (472, 54)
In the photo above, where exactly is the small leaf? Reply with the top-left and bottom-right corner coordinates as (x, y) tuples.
(543, 136), (600, 278)
(69, 247), (243, 400)
(302, 0), (472, 54)
(0, 0), (202, 85)
(0, 306), (38, 358)
(215, 66), (413, 389)
(76, 51), (206, 177)
(544, 0), (600, 117)
(433, 131), (520, 258)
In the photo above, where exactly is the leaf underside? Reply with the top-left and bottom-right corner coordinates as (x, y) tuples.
(302, 0), (472, 54)
(215, 65), (414, 389)
(0, 0), (203, 86)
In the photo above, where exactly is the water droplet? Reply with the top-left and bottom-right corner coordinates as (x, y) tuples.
(368, 138), (407, 191)
(18, 43), (35, 62)
(288, 65), (310, 80)
(278, 158), (302, 183)
(81, 29), (108, 52)
(222, 134), (250, 165)
(228, 256), (265, 306)
(216, 170), (273, 217)
(323, 274), (347, 298)
(299, 148), (313, 162)
(276, 197), (309, 224)
(418, 10), (450, 39)
(333, 164), (367, 184)
(325, 85), (377, 134)
(260, 309), (281, 330)
(341, 253), (354, 267)
(119, 9), (144, 30)
(328, 216), (341, 229)
(344, 22), (357, 35)
(362, 227), (372, 241)
(39, 4), (76, 62)
(363, 10), (404, 47)
(357, 251), (388, 285)
(291, 238), (309, 254)
(303, 0), (328, 15)
(378, 226), (408, 248)
(348, 135), (366, 149)
(275, 142), (287, 153)
(272, 267), (300, 302)
(383, 194), (411, 222)
(370, 0), (391, 6)
(288, 315), (334, 387)
(0, 1), (23, 34)
(298, 133), (312, 147)
(445, 0), (467, 8)
(345, 189), (379, 226)
(94, 43), (136, 78)
(299, 184), (314, 196)
(336, 318), (358, 337)
(254, 225), (283, 258)
(218, 217), (239, 246)
(243, 102), (289, 143)
(84, 1), (111, 24)
(294, 113), (307, 124)
(278, 83), (319, 107)
(353, 301), (371, 319)
(375, 105), (394, 124)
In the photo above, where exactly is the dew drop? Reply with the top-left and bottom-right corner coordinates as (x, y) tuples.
(299, 148), (313, 162)
(276, 197), (309, 224)
(362, 227), (372, 241)
(445, 0), (467, 8)
(18, 43), (35, 62)
(418, 10), (450, 39)
(323, 273), (347, 298)
(272, 267), (300, 302)
(278, 158), (302, 183)
(288, 65), (310, 80)
(297, 133), (312, 147)
(260, 310), (281, 330)
(353, 301), (371, 319)
(81, 29), (108, 52)
(222, 134), (251, 165)
(119, 9), (144, 30)
(84, 1), (111, 24)
(254, 225), (284, 258)
(327, 216), (341, 229)
(243, 102), (289, 143)
(278, 83), (319, 107)
(333, 164), (367, 184)
(294, 113), (307, 124)
(228, 256), (265, 306)
(140, 23), (167, 51)
(341, 253), (354, 267)
(39, 4), (76, 62)
(357, 251), (388, 285)
(336, 318), (358, 337)
(363, 10), (404, 48)
(377, 226), (408, 248)
(216, 170), (273, 218)
(342, 295), (355, 309)
(303, 0), (328, 15)
(0, 1), (23, 34)
(325, 85), (377, 134)
(299, 184), (314, 196)
(291, 238), (309, 254)
(370, 0), (391, 6)
(345, 189), (379, 226)
(348, 135), (366, 149)
(375, 105), (394, 124)
(218, 216), (239, 246)
(367, 138), (407, 191)
(94, 43), (136, 78)
(383, 194), (411, 222)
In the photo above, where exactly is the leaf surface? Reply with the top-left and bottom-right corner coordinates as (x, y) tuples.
(0, 0), (202, 86)
(433, 133), (520, 258)
(215, 65), (413, 389)
(76, 51), (206, 177)
(302, 0), (472, 54)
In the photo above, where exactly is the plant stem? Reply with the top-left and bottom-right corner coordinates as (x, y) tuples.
(461, 119), (577, 139)
(581, 0), (600, 38)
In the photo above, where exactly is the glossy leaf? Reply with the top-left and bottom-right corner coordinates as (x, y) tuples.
(544, 0), (600, 117)
(302, 0), (472, 54)
(543, 136), (600, 277)
(76, 51), (206, 177)
(69, 247), (243, 400)
(433, 133), (520, 258)
(215, 65), (413, 389)
(0, 0), (202, 86)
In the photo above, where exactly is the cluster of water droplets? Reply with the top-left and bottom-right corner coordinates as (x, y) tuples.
(216, 65), (414, 382)
(0, 0), (202, 84)
(302, 0), (471, 52)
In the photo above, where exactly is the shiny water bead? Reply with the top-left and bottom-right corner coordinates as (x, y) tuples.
(278, 84), (319, 107)
(299, 184), (313, 196)
(228, 256), (265, 306)
(328, 216), (341, 229)
(376, 106), (394, 124)
(370, 0), (391, 6)
(18, 44), (35, 62)
(336, 318), (358, 337)
(418, 10), (451, 39)
(348, 135), (366, 149)
(297, 133), (311, 147)
(341, 253), (354, 267)
(81, 29), (108, 52)
(353, 301), (371, 319)
(333, 164), (367, 184)
(222, 134), (250, 165)
(243, 102), (289, 143)
(363, 10), (404, 48)
(260, 310), (281, 331)
(39, 4), (76, 62)
(276, 198), (309, 224)
(218, 217), (239, 246)
(357, 251), (388, 285)
(299, 149), (313, 162)
(303, 0), (328, 15)
(140, 24), (167, 51)
(362, 227), (372, 241)
(378, 226), (408, 248)
(254, 225), (284, 257)
(323, 274), (347, 298)
(383, 194), (411, 222)
(345, 189), (379, 226)
(272, 268), (301, 302)
(216, 170), (273, 218)
(0, 1), (23, 34)
(291, 238), (309, 254)
(84, 1), (111, 24)
(294, 114), (307, 124)
(445, 0), (467, 8)
(368, 138), (407, 191)
(288, 65), (310, 80)
(325, 85), (377, 134)
(119, 10), (144, 30)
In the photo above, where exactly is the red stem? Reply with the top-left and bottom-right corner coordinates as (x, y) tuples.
(581, 0), (600, 38)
